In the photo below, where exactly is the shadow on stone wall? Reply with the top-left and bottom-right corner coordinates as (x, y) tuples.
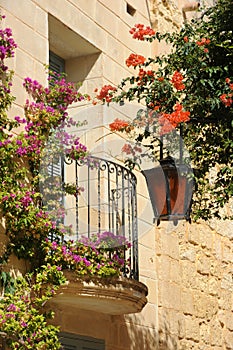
(114, 314), (178, 350)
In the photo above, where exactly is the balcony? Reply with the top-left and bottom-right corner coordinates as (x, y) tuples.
(44, 156), (148, 315)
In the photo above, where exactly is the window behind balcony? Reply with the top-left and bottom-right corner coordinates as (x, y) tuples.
(60, 333), (105, 350)
(47, 51), (65, 228)
(48, 50), (65, 179)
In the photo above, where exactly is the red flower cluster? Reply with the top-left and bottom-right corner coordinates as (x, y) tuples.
(196, 38), (211, 46)
(171, 71), (185, 91)
(220, 78), (233, 107)
(109, 118), (131, 132)
(129, 24), (155, 41)
(95, 85), (117, 103)
(158, 103), (190, 135)
(126, 53), (146, 67)
(137, 68), (154, 85)
(225, 78), (233, 91)
(122, 143), (142, 155)
(220, 93), (232, 107)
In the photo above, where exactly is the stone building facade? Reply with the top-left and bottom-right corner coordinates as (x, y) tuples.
(0, 1), (232, 349)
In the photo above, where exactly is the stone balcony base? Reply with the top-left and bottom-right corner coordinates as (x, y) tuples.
(51, 272), (148, 315)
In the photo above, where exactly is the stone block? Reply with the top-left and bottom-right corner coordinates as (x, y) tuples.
(181, 288), (194, 315)
(159, 281), (181, 310)
(222, 243), (233, 263)
(181, 260), (197, 289)
(225, 329), (233, 350)
(157, 255), (171, 281)
(197, 274), (209, 293)
(200, 228), (213, 250)
(95, 2), (118, 38)
(218, 290), (233, 311)
(178, 339), (197, 350)
(168, 310), (185, 339)
(210, 259), (221, 277)
(200, 321), (210, 344)
(184, 315), (200, 342)
(180, 246), (196, 262)
(225, 311), (233, 331)
(209, 321), (223, 347)
(160, 232), (179, 260)
(143, 278), (158, 305)
(221, 272), (233, 292)
(208, 276), (219, 296)
(193, 292), (208, 318)
(170, 259), (181, 284)
(206, 297), (218, 320)
(213, 236), (223, 260)
(188, 226), (200, 245)
(197, 254), (211, 275)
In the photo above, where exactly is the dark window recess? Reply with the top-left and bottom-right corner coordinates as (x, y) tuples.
(47, 52), (65, 229)
(126, 3), (136, 16)
(60, 333), (105, 350)
(49, 51), (65, 75)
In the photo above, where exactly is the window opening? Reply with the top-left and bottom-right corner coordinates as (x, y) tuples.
(126, 3), (136, 16)
(47, 52), (65, 231)
(60, 333), (105, 350)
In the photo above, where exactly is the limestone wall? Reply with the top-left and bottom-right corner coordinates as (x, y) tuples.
(0, 1), (232, 350)
(155, 220), (233, 350)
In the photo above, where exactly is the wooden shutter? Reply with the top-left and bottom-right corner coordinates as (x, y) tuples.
(49, 51), (65, 74)
(48, 52), (65, 226)
(60, 333), (105, 350)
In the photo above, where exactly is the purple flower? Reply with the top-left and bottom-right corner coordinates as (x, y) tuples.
(20, 194), (33, 207)
(7, 303), (17, 312)
(73, 254), (82, 263)
(51, 241), (58, 250)
(83, 258), (91, 267)
(16, 147), (27, 156)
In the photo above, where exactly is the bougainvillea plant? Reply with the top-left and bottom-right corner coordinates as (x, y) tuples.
(43, 231), (131, 278)
(94, 0), (233, 221)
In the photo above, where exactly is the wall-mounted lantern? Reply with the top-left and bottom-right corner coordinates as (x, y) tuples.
(142, 126), (193, 225)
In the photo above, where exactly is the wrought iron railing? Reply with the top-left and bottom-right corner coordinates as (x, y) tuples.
(47, 156), (139, 280)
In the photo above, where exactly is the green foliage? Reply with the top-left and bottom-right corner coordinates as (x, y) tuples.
(0, 268), (66, 350)
(0, 272), (16, 295)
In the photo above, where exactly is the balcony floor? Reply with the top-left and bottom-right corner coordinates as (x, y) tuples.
(50, 272), (148, 315)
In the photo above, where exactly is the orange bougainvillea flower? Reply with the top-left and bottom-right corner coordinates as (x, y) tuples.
(109, 118), (131, 132)
(196, 38), (211, 46)
(220, 93), (233, 107)
(95, 85), (117, 102)
(171, 71), (185, 91)
(129, 24), (155, 41)
(158, 103), (190, 135)
(126, 53), (146, 67)
(184, 36), (189, 42)
(137, 68), (155, 85)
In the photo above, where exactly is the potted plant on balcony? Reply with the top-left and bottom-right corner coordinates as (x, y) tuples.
(94, 0), (233, 223)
